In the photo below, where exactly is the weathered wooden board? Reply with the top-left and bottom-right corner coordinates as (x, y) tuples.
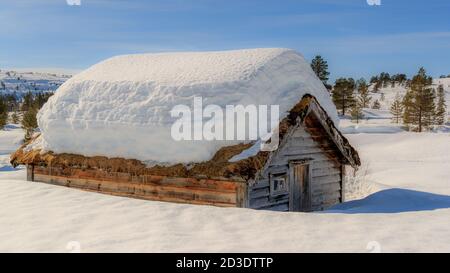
(251, 122), (344, 212)
(31, 166), (245, 208)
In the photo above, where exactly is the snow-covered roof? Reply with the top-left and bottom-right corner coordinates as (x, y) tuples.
(37, 48), (338, 163)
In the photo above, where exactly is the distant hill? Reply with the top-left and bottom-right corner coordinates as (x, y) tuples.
(0, 69), (71, 97)
(434, 77), (450, 91)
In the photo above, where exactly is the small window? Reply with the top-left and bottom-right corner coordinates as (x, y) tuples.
(270, 172), (288, 196)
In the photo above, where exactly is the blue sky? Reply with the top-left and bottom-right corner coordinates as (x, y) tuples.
(2, 0), (450, 80)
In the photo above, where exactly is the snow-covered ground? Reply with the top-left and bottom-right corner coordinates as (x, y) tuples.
(0, 115), (449, 252)
(0, 73), (449, 252)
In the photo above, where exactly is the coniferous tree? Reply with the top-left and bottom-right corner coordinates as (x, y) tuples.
(373, 80), (382, 92)
(402, 90), (414, 126)
(11, 111), (20, 124)
(310, 55), (330, 89)
(22, 107), (38, 142)
(356, 78), (372, 108)
(372, 99), (381, 110)
(350, 101), (364, 123)
(332, 78), (355, 115)
(402, 67), (436, 132)
(390, 94), (404, 124)
(435, 84), (447, 125)
(379, 72), (391, 88)
(18, 92), (53, 140)
(391, 74), (407, 86)
(21, 92), (34, 112)
(370, 76), (379, 85)
(0, 97), (8, 129)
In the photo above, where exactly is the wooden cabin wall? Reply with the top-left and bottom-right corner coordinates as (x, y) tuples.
(28, 165), (247, 208)
(248, 125), (343, 212)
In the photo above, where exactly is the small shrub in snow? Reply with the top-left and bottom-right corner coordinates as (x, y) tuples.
(344, 164), (373, 201)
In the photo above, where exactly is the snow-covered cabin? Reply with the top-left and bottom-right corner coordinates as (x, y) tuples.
(11, 48), (360, 212)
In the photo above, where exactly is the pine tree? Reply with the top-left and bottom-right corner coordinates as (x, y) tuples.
(379, 72), (391, 88)
(350, 101), (364, 123)
(372, 99), (381, 109)
(21, 107), (38, 142)
(21, 92), (34, 112)
(310, 55), (330, 88)
(402, 67), (436, 132)
(373, 81), (382, 92)
(392, 74), (407, 85)
(0, 97), (7, 129)
(370, 76), (379, 85)
(435, 84), (447, 125)
(11, 111), (19, 124)
(390, 94), (404, 124)
(332, 78), (355, 115)
(356, 78), (372, 108)
(402, 90), (414, 126)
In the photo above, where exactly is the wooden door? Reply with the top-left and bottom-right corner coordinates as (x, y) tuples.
(290, 163), (311, 212)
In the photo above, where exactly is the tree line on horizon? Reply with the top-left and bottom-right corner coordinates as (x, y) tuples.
(310, 55), (448, 132)
(0, 92), (53, 141)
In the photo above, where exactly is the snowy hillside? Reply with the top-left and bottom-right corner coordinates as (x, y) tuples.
(0, 70), (71, 97)
(435, 77), (450, 90)
(367, 78), (450, 114)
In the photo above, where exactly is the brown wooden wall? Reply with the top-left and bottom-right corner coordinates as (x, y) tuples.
(29, 165), (247, 208)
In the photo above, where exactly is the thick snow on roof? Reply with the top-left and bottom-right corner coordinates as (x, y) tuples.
(37, 48), (338, 163)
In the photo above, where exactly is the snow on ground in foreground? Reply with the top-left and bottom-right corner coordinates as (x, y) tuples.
(0, 125), (24, 172)
(0, 121), (450, 252)
(1, 175), (450, 253)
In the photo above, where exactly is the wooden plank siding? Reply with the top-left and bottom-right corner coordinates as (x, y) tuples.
(249, 123), (343, 211)
(29, 166), (246, 207)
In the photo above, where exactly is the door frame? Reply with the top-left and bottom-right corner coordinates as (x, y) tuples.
(288, 159), (313, 212)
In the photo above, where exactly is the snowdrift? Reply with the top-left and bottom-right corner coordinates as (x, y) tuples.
(37, 48), (337, 163)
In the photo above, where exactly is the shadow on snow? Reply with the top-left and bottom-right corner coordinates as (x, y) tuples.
(326, 188), (450, 214)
